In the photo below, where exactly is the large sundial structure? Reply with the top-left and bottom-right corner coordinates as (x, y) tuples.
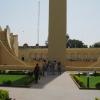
(48, 0), (66, 65)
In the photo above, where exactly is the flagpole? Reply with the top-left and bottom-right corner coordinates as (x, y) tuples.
(37, 1), (40, 46)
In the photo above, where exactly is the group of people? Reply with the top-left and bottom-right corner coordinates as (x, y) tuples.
(33, 60), (63, 84)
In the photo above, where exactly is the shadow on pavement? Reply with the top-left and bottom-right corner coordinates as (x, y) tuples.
(31, 72), (64, 89)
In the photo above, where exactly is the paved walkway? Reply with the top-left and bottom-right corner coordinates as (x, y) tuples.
(0, 72), (100, 100)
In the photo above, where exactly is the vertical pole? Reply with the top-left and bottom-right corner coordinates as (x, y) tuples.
(87, 76), (89, 88)
(37, 1), (40, 46)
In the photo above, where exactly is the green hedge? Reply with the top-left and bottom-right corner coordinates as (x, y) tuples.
(7, 71), (26, 75)
(95, 97), (100, 100)
(0, 89), (10, 100)
(73, 75), (86, 88)
(3, 80), (12, 86)
(96, 83), (100, 89)
(0, 70), (35, 76)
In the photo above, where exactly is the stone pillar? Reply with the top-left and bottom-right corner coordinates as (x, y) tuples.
(48, 0), (66, 65)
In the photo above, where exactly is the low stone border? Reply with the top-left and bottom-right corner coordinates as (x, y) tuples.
(0, 84), (32, 88)
(70, 74), (100, 90)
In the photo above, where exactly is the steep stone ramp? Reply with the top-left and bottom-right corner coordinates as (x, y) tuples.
(0, 40), (33, 70)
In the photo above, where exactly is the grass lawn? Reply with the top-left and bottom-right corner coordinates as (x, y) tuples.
(0, 75), (25, 83)
(74, 74), (100, 88)
(0, 75), (34, 87)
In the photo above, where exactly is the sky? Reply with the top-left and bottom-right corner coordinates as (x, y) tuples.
(0, 0), (100, 46)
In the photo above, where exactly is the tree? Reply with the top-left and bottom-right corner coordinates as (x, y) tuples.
(45, 34), (88, 48)
(45, 40), (48, 47)
(90, 42), (100, 48)
(67, 39), (88, 48)
(66, 34), (69, 41)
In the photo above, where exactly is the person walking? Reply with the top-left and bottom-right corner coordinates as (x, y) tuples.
(57, 62), (62, 75)
(34, 63), (40, 84)
(41, 60), (46, 76)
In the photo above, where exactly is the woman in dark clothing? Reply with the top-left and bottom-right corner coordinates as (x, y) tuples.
(34, 63), (40, 84)
(57, 62), (62, 75)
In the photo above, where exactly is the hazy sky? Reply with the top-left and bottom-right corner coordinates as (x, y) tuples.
(0, 0), (100, 46)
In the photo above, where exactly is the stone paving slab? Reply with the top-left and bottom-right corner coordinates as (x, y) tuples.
(0, 72), (100, 100)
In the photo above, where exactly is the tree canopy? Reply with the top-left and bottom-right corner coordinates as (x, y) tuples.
(67, 39), (88, 48)
(90, 42), (100, 48)
(45, 34), (88, 48)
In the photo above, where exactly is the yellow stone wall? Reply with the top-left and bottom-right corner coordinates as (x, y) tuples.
(19, 47), (100, 67)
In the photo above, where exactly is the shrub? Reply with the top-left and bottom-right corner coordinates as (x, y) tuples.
(24, 76), (34, 85)
(3, 80), (12, 86)
(0, 89), (10, 100)
(28, 72), (34, 77)
(78, 73), (80, 77)
(0, 70), (6, 74)
(95, 97), (100, 100)
(82, 72), (87, 75)
(96, 83), (100, 89)
(73, 75), (86, 88)
(78, 81), (86, 88)
(7, 71), (25, 75)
